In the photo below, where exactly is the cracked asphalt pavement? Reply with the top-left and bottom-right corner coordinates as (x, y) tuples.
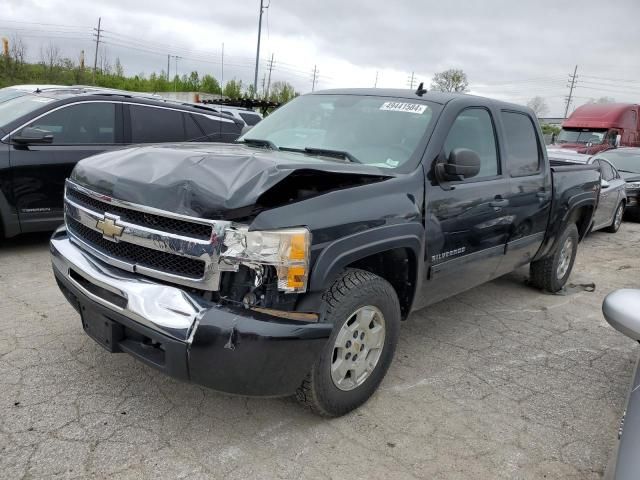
(1, 223), (639, 480)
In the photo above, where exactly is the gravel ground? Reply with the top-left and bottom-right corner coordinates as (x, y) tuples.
(1, 223), (639, 480)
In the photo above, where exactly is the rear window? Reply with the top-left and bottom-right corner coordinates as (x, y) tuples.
(130, 105), (185, 143)
(193, 114), (242, 142)
(239, 112), (262, 126)
(501, 111), (541, 176)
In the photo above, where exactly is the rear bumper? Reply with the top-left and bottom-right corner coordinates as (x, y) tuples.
(50, 228), (333, 396)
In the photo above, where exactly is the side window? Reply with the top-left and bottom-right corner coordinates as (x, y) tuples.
(28, 102), (115, 144)
(444, 108), (499, 179)
(130, 105), (185, 143)
(239, 112), (262, 126)
(184, 113), (203, 141)
(598, 160), (615, 181)
(194, 114), (242, 142)
(500, 111), (541, 176)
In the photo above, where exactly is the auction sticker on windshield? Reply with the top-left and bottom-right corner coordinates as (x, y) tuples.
(380, 102), (427, 114)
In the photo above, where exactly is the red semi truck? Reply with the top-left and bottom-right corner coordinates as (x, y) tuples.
(554, 103), (640, 154)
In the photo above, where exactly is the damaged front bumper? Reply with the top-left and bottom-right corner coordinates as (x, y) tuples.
(50, 228), (333, 396)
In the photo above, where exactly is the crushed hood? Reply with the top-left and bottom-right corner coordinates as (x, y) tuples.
(71, 143), (393, 219)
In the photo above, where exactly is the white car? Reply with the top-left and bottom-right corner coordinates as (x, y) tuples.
(206, 105), (263, 128)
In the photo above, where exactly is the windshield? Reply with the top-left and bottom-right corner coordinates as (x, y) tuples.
(596, 150), (640, 174)
(0, 94), (57, 128)
(0, 88), (28, 104)
(557, 128), (607, 145)
(240, 94), (437, 169)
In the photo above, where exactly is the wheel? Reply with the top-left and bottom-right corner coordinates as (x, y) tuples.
(295, 269), (401, 417)
(604, 202), (625, 233)
(529, 223), (579, 293)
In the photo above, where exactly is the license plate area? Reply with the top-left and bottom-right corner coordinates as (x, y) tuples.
(80, 305), (124, 353)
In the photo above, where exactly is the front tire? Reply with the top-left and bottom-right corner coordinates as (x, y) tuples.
(605, 202), (624, 233)
(295, 269), (401, 417)
(529, 223), (579, 293)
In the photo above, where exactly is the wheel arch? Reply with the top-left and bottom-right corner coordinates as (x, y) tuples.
(308, 223), (423, 320)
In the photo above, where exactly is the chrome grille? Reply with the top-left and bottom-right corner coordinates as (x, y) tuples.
(63, 180), (231, 291)
(66, 217), (206, 279)
(66, 188), (213, 240)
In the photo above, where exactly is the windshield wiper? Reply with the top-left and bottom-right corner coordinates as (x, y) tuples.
(301, 147), (362, 163)
(236, 138), (279, 150)
(617, 169), (640, 174)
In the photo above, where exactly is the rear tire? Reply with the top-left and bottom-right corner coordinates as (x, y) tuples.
(529, 223), (579, 293)
(604, 202), (624, 233)
(295, 269), (401, 417)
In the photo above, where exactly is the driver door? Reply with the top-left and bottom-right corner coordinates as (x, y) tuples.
(420, 107), (510, 307)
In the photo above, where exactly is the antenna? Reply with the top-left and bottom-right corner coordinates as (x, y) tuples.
(415, 82), (427, 96)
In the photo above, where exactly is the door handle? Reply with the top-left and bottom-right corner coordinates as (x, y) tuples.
(490, 197), (509, 208)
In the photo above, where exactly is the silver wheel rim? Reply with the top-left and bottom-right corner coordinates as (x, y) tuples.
(614, 205), (623, 229)
(556, 237), (574, 280)
(330, 306), (386, 391)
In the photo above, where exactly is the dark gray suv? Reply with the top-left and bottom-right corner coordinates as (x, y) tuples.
(0, 86), (243, 238)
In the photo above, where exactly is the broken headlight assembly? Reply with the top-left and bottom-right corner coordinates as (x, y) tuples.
(221, 227), (311, 293)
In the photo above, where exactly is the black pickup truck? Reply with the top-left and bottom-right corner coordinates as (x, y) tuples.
(50, 89), (600, 416)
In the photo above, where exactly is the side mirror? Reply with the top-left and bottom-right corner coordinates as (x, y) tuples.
(436, 148), (481, 182)
(601, 179), (610, 189)
(615, 134), (622, 148)
(12, 127), (54, 145)
(603, 289), (640, 341)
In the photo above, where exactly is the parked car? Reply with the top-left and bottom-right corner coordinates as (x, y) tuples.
(547, 148), (627, 232)
(602, 289), (640, 480)
(0, 86), (243, 238)
(206, 104), (263, 127)
(50, 88), (601, 416)
(553, 103), (640, 154)
(593, 148), (640, 221)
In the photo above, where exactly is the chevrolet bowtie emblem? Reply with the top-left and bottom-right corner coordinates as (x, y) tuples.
(96, 215), (124, 241)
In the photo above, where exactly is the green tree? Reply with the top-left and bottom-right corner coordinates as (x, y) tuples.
(201, 74), (221, 94)
(268, 81), (297, 103)
(223, 79), (243, 99)
(430, 69), (469, 93)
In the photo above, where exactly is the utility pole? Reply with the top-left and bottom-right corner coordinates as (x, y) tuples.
(374, 71), (378, 88)
(261, 74), (266, 98)
(564, 65), (578, 118)
(92, 17), (102, 84)
(167, 54), (170, 81)
(407, 72), (415, 89)
(311, 64), (318, 92)
(221, 42), (224, 91)
(173, 56), (180, 92)
(265, 53), (274, 99)
(253, 0), (269, 97)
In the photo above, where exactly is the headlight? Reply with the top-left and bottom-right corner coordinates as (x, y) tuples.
(222, 227), (311, 293)
(626, 182), (640, 190)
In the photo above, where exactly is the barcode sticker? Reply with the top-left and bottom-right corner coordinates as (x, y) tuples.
(379, 102), (427, 114)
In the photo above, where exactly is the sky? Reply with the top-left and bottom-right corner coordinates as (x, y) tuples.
(2, 0), (640, 116)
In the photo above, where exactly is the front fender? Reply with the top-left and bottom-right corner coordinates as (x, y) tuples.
(308, 222), (424, 292)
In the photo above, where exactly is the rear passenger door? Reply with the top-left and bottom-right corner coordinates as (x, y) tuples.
(495, 110), (551, 275)
(593, 159), (620, 227)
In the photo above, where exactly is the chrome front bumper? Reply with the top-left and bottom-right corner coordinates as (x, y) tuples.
(50, 227), (204, 341)
(50, 227), (334, 396)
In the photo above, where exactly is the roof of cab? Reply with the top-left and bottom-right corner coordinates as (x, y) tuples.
(564, 103), (639, 129)
(310, 88), (528, 111)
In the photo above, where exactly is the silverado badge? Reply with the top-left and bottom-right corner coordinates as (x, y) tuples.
(96, 214), (124, 241)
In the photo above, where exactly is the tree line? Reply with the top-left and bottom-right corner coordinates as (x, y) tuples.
(0, 37), (299, 103)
